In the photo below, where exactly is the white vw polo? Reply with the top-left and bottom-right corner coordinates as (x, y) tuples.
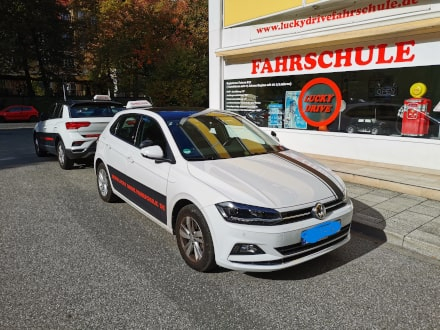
(94, 106), (353, 272)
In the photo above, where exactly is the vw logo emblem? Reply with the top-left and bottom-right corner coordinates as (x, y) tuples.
(312, 203), (326, 220)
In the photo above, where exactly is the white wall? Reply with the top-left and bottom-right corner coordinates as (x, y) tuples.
(262, 128), (440, 171)
(209, 0), (440, 171)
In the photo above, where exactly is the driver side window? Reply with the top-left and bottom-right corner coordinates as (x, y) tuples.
(136, 116), (167, 155)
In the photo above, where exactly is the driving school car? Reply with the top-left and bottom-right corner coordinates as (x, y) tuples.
(94, 106), (353, 272)
(33, 95), (125, 169)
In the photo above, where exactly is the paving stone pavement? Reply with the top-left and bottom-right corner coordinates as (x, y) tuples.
(346, 182), (440, 261)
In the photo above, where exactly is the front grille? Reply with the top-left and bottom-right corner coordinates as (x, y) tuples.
(280, 199), (347, 225)
(231, 224), (351, 266)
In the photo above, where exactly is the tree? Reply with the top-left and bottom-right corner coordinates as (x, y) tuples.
(81, 0), (209, 105)
(0, 0), (71, 96)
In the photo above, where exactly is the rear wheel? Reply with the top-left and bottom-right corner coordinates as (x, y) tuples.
(33, 135), (47, 157)
(97, 163), (119, 202)
(57, 140), (74, 170)
(176, 204), (216, 272)
(346, 126), (355, 134)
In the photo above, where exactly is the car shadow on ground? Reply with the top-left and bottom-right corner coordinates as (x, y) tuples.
(0, 127), (93, 170)
(246, 198), (387, 280)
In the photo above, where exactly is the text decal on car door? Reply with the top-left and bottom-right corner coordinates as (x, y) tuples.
(108, 166), (167, 223)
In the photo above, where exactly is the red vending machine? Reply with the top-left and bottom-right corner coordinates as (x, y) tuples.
(401, 83), (431, 136)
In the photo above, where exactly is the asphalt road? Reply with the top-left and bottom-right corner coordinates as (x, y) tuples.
(1, 124), (440, 329)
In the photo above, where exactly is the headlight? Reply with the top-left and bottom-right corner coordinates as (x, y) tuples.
(216, 201), (282, 225)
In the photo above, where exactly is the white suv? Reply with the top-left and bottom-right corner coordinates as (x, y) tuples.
(33, 95), (124, 169)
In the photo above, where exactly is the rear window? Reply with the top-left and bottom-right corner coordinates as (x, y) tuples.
(70, 103), (124, 118)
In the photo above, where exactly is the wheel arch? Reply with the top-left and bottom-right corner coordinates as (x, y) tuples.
(171, 199), (193, 235)
(94, 157), (104, 175)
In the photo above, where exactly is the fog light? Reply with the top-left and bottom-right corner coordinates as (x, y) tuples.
(230, 243), (264, 255)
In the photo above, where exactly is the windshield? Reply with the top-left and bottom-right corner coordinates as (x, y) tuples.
(164, 110), (285, 160)
(70, 103), (124, 118)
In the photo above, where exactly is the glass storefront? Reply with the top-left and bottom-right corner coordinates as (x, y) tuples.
(224, 65), (440, 140)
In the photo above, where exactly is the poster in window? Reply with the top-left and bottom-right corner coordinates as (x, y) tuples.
(285, 91), (307, 129)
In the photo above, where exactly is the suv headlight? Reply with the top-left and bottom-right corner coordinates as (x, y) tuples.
(216, 202), (282, 225)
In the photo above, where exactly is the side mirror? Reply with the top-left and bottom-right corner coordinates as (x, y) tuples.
(140, 145), (164, 159)
(271, 131), (280, 142)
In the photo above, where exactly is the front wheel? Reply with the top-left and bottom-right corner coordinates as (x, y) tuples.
(57, 140), (74, 170)
(176, 205), (216, 272)
(97, 163), (119, 202)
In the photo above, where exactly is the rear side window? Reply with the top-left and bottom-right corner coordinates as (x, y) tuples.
(345, 105), (375, 118)
(110, 114), (141, 144)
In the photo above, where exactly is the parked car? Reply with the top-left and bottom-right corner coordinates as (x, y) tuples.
(328, 102), (402, 135)
(346, 118), (390, 135)
(0, 105), (39, 122)
(33, 95), (126, 169)
(94, 106), (353, 272)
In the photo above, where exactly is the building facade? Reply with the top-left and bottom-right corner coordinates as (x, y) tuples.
(209, 0), (440, 171)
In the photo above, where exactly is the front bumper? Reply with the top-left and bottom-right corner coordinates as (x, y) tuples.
(204, 199), (354, 272)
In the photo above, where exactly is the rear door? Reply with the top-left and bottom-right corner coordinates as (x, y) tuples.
(35, 103), (64, 153)
(101, 114), (141, 197)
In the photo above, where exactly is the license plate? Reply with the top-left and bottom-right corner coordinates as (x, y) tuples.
(301, 221), (341, 245)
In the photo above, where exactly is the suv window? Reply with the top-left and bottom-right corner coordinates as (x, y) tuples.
(51, 103), (63, 119)
(345, 105), (375, 118)
(375, 105), (399, 121)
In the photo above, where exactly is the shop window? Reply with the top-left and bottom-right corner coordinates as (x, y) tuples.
(224, 66), (440, 140)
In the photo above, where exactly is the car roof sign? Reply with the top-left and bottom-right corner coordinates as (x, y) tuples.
(126, 100), (152, 109)
(93, 95), (111, 101)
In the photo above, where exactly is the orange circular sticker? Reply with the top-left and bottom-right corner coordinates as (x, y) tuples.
(298, 78), (342, 127)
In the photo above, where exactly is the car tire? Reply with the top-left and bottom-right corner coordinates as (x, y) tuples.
(371, 127), (379, 135)
(57, 140), (74, 170)
(346, 126), (355, 134)
(33, 134), (47, 157)
(176, 204), (216, 272)
(96, 163), (119, 203)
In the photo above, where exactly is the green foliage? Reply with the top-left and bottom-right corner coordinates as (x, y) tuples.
(84, 0), (209, 106)
(0, 0), (209, 106)
(0, 0), (71, 96)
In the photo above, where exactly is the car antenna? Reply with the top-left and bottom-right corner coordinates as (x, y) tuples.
(63, 84), (67, 101)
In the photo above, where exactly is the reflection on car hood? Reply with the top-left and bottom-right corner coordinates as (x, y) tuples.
(187, 150), (343, 209)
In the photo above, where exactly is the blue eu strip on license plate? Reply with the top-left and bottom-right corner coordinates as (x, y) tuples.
(301, 221), (341, 245)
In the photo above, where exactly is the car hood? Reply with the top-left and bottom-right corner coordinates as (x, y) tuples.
(187, 150), (344, 209)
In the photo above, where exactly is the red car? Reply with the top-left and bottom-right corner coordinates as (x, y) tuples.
(0, 105), (39, 122)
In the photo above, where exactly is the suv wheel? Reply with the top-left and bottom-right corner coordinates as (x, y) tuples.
(346, 126), (355, 134)
(371, 127), (379, 135)
(33, 135), (47, 157)
(57, 140), (74, 170)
